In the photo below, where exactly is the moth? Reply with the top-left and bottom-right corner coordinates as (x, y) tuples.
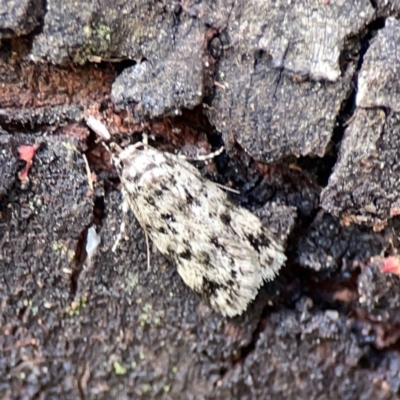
(112, 141), (286, 317)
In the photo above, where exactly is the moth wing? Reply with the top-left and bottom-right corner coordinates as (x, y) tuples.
(120, 147), (286, 317)
(175, 237), (264, 317)
(227, 205), (287, 281)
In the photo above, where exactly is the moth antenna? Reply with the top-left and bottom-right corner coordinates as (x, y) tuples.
(178, 146), (225, 161)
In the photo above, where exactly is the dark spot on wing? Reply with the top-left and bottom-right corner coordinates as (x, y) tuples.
(200, 251), (211, 265)
(158, 160), (177, 185)
(169, 177), (177, 187)
(184, 187), (201, 206)
(208, 212), (214, 219)
(246, 232), (271, 252)
(179, 249), (192, 260)
(210, 236), (224, 249)
(143, 162), (158, 172)
(157, 226), (167, 234)
(202, 277), (222, 297)
(184, 188), (194, 204)
(161, 213), (176, 222)
(231, 269), (237, 279)
(145, 196), (156, 206)
(164, 159), (175, 168)
(127, 174), (140, 185)
(220, 212), (231, 225)
(177, 203), (186, 212)
(154, 189), (163, 197)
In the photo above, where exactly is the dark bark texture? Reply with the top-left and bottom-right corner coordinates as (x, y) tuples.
(1, 1), (400, 399)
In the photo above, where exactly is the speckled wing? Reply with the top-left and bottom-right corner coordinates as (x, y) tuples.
(117, 145), (286, 317)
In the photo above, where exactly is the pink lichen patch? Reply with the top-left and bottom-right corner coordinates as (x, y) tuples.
(381, 256), (400, 276)
(18, 144), (39, 182)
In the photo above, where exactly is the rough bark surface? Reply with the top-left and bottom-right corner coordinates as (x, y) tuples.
(321, 17), (400, 227)
(2, 1), (400, 399)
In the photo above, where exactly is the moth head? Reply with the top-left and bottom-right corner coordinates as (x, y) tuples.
(108, 142), (146, 175)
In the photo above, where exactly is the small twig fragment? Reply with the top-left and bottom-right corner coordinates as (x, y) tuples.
(86, 116), (111, 141)
(82, 154), (94, 193)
